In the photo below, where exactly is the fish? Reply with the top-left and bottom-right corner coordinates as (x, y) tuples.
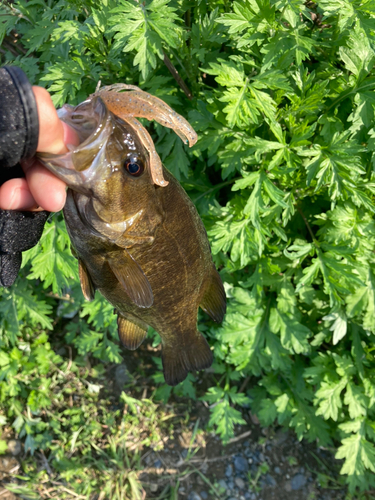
(39, 84), (226, 386)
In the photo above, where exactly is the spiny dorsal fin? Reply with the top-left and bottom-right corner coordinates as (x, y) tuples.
(78, 259), (96, 301)
(117, 315), (147, 350)
(107, 251), (154, 308)
(161, 332), (213, 386)
(200, 266), (226, 323)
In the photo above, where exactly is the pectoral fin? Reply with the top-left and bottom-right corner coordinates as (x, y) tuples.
(200, 266), (226, 323)
(78, 259), (96, 301)
(107, 252), (154, 308)
(117, 315), (147, 350)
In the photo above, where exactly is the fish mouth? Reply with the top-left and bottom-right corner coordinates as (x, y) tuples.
(38, 96), (114, 192)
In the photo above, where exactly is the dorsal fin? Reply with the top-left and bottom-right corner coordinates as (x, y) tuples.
(107, 251), (154, 308)
(71, 245), (78, 259)
(200, 267), (226, 323)
(78, 259), (96, 301)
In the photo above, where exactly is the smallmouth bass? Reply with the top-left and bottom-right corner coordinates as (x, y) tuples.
(40, 85), (226, 386)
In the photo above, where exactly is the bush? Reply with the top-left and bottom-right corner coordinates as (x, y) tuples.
(2, 0), (375, 493)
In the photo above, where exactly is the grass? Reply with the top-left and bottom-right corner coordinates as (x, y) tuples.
(0, 351), (172, 499)
(0, 349), (228, 500)
(0, 344), (371, 500)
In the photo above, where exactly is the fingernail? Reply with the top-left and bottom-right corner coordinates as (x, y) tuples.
(51, 190), (66, 212)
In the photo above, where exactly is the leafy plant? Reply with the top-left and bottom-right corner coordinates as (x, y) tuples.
(2, 0), (375, 494)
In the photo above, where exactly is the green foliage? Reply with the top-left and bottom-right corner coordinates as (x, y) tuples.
(2, 0), (375, 494)
(110, 0), (182, 79)
(202, 382), (250, 442)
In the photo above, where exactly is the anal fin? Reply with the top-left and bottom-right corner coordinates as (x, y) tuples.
(117, 315), (147, 350)
(78, 259), (96, 301)
(107, 251), (153, 308)
(200, 266), (226, 323)
(162, 332), (213, 386)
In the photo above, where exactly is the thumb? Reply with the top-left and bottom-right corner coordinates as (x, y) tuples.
(32, 86), (79, 154)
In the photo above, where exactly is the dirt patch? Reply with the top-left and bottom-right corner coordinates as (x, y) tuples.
(137, 401), (347, 500)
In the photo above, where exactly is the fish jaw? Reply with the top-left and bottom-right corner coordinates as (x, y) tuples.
(38, 97), (115, 196)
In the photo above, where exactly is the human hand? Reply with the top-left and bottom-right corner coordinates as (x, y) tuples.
(0, 86), (79, 212)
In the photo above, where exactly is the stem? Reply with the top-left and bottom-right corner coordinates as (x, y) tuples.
(10, 291), (20, 339)
(185, 9), (191, 29)
(168, 47), (191, 81)
(5, 33), (27, 55)
(245, 297), (272, 368)
(163, 51), (193, 100)
(1, 41), (19, 57)
(296, 205), (316, 243)
(326, 79), (375, 113)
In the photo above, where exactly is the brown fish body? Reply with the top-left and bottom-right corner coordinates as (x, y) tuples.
(40, 89), (226, 386)
(65, 168), (223, 384)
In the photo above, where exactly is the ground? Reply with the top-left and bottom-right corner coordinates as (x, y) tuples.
(0, 403), (350, 499)
(0, 345), (367, 500)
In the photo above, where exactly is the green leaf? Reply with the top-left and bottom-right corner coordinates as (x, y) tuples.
(23, 217), (78, 295)
(284, 241), (314, 261)
(243, 172), (263, 226)
(40, 60), (91, 106)
(120, 391), (142, 414)
(232, 171), (260, 191)
(218, 305), (266, 370)
(269, 308), (311, 354)
(297, 248), (363, 308)
(258, 398), (277, 426)
(3, 484), (39, 500)
(346, 270), (375, 332)
(262, 176), (288, 208)
(339, 26), (375, 81)
(162, 135), (190, 180)
(75, 329), (103, 356)
(315, 379), (347, 421)
(109, 0), (181, 78)
(323, 310), (348, 345)
(208, 397), (247, 443)
(220, 79), (259, 128)
(344, 383), (368, 419)
(336, 429), (375, 481)
(0, 440), (8, 455)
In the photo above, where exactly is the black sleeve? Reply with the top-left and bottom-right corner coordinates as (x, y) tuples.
(0, 66), (49, 288)
(0, 66), (39, 169)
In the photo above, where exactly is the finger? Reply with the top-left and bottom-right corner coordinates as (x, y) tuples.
(32, 86), (67, 154)
(3, 88), (80, 212)
(61, 121), (80, 150)
(32, 86), (80, 154)
(23, 158), (67, 212)
(0, 178), (37, 210)
(17, 87), (80, 212)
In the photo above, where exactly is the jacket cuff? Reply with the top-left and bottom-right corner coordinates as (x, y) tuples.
(0, 66), (39, 168)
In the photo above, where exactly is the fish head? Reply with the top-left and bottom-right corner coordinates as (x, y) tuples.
(39, 96), (162, 227)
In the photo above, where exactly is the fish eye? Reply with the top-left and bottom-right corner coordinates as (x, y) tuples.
(123, 156), (144, 177)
